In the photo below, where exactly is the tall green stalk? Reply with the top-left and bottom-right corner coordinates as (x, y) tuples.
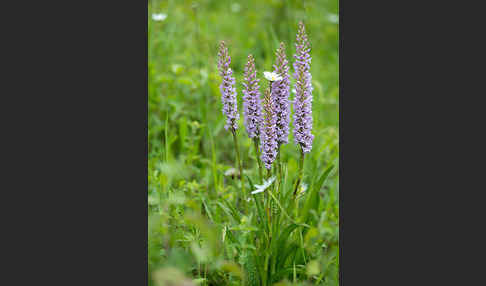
(276, 144), (283, 183)
(265, 169), (272, 224)
(231, 128), (245, 199)
(253, 138), (263, 183)
(263, 168), (272, 286)
(293, 145), (305, 197)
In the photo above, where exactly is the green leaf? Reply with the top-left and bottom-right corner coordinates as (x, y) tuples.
(301, 165), (334, 222)
(275, 224), (299, 268)
(276, 242), (299, 271)
(225, 227), (238, 245)
(224, 200), (242, 222)
(216, 202), (239, 223)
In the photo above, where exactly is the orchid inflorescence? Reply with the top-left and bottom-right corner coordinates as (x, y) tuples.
(292, 22), (314, 154)
(217, 41), (239, 131)
(217, 21), (314, 183)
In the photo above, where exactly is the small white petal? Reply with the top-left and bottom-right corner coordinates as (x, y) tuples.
(302, 182), (308, 191)
(152, 13), (167, 21)
(264, 71), (282, 82)
(251, 189), (265, 195)
(263, 71), (273, 81)
(251, 176), (276, 195)
(300, 183), (308, 193)
(297, 182), (309, 197)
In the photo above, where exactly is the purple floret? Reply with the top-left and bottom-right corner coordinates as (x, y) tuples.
(217, 41), (239, 131)
(271, 42), (291, 145)
(242, 54), (263, 138)
(260, 88), (277, 169)
(292, 22), (314, 153)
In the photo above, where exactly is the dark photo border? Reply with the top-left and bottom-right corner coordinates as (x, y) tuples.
(7, 0), (471, 284)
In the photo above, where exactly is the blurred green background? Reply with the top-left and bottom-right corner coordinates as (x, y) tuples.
(149, 0), (338, 285)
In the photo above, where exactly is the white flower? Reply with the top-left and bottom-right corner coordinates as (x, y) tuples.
(251, 176), (276, 195)
(251, 189), (265, 195)
(297, 183), (308, 197)
(152, 13), (167, 21)
(263, 71), (283, 82)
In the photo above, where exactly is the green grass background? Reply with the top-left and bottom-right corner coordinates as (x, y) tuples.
(148, 0), (338, 285)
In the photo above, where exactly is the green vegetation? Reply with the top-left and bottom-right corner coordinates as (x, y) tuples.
(148, 1), (338, 285)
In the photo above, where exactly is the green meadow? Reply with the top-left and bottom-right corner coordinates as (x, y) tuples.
(148, 0), (339, 285)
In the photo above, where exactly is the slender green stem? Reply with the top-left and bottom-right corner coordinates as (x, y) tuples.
(267, 168), (273, 286)
(265, 169), (271, 192)
(266, 169), (272, 230)
(293, 145), (305, 197)
(263, 250), (269, 286)
(231, 128), (245, 199)
(253, 137), (263, 183)
(277, 143), (284, 187)
(291, 147), (305, 218)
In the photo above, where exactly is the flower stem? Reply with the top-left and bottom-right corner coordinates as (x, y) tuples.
(253, 137), (263, 183)
(293, 145), (305, 197)
(231, 128), (245, 198)
(266, 168), (272, 228)
(263, 250), (269, 286)
(276, 144), (282, 182)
